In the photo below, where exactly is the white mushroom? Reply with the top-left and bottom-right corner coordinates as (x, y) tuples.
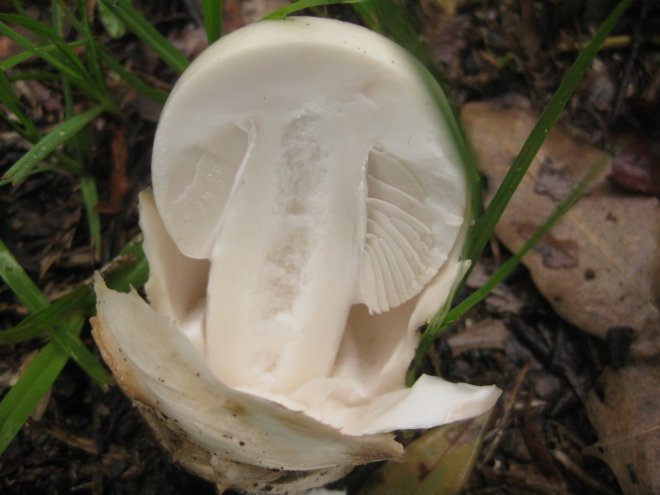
(93, 16), (500, 494)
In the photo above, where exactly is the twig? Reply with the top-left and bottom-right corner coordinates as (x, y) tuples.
(478, 465), (572, 495)
(482, 361), (530, 464)
(552, 449), (619, 495)
(522, 396), (563, 481)
(609, 1), (648, 124)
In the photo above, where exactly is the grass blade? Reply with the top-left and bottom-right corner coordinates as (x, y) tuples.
(0, 286), (93, 344)
(50, 326), (112, 387)
(0, 19), (73, 78)
(202, 0), (223, 44)
(0, 240), (48, 312)
(0, 19), (105, 102)
(0, 13), (89, 79)
(264, 0), (366, 20)
(80, 175), (102, 260)
(7, 70), (61, 83)
(0, 317), (84, 455)
(99, 0), (189, 73)
(0, 112), (35, 142)
(0, 41), (85, 71)
(351, 0), (426, 63)
(0, 241), (148, 345)
(351, 2), (378, 30)
(49, 0), (105, 257)
(464, 0), (632, 265)
(99, 48), (168, 104)
(2, 105), (105, 185)
(101, 241), (149, 292)
(0, 70), (40, 140)
(76, 0), (105, 85)
(10, 0), (28, 16)
(0, 239), (111, 386)
(98, 0), (127, 38)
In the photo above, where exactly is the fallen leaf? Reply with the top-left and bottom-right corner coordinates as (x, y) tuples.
(421, 0), (467, 17)
(223, 0), (289, 33)
(461, 97), (660, 360)
(534, 157), (578, 201)
(426, 15), (470, 65)
(169, 24), (207, 60)
(584, 361), (660, 495)
(359, 413), (491, 495)
(12, 79), (62, 120)
(609, 133), (660, 196)
(97, 126), (129, 214)
(516, 223), (578, 269)
(0, 35), (20, 60)
(133, 91), (163, 123)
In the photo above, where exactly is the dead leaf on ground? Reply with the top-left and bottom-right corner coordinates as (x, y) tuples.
(426, 15), (470, 65)
(461, 97), (660, 360)
(421, 0), (466, 17)
(584, 361), (660, 495)
(359, 413), (491, 495)
(169, 24), (207, 60)
(97, 126), (129, 215)
(609, 133), (660, 196)
(0, 35), (20, 60)
(223, 0), (289, 33)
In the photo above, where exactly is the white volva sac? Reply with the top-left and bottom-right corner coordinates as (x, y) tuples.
(93, 16), (500, 494)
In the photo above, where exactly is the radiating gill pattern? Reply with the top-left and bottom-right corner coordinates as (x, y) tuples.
(360, 148), (438, 314)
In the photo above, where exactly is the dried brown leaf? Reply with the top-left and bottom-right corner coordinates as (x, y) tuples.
(461, 97), (660, 360)
(585, 361), (660, 495)
(223, 0), (289, 33)
(359, 413), (491, 495)
(97, 126), (129, 215)
(609, 133), (660, 196)
(169, 24), (207, 60)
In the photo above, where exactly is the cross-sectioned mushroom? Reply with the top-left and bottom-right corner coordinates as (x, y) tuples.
(92, 16), (500, 494)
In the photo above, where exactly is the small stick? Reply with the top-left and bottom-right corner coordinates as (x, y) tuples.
(482, 361), (530, 464)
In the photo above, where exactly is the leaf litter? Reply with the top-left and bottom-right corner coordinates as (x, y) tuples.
(462, 96), (660, 360)
(462, 96), (660, 494)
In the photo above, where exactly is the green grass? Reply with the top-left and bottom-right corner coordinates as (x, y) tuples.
(98, 0), (189, 73)
(202, 0), (224, 44)
(0, 0), (631, 456)
(0, 240), (147, 453)
(0, 239), (111, 385)
(1, 105), (106, 185)
(264, 0), (367, 19)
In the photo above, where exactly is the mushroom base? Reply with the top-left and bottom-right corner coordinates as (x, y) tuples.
(138, 402), (354, 494)
(91, 313), (391, 495)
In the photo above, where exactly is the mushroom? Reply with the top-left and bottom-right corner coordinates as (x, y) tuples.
(92, 16), (500, 494)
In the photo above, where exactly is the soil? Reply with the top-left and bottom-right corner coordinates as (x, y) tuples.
(1, 1), (658, 494)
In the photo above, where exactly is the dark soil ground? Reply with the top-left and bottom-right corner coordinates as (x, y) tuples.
(1, 1), (658, 494)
